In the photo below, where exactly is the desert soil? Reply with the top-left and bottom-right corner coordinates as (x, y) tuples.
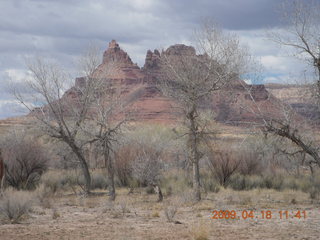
(0, 188), (319, 240)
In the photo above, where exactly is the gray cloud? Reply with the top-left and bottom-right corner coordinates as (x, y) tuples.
(0, 100), (29, 119)
(158, 0), (282, 30)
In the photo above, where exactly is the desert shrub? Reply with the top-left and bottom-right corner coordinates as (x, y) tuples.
(263, 175), (284, 190)
(127, 177), (140, 189)
(40, 171), (65, 193)
(228, 173), (319, 192)
(115, 200), (130, 217)
(201, 171), (220, 193)
(34, 183), (54, 208)
(229, 174), (247, 190)
(41, 169), (108, 192)
(52, 208), (60, 219)
(282, 175), (301, 190)
(131, 144), (163, 187)
(305, 175), (320, 200)
(121, 124), (176, 186)
(0, 188), (34, 223)
(229, 174), (284, 191)
(41, 170), (80, 192)
(160, 169), (193, 195)
(238, 150), (263, 175)
(152, 211), (160, 218)
(41, 170), (81, 192)
(164, 206), (177, 222)
(281, 174), (320, 200)
(206, 151), (241, 187)
(1, 131), (49, 190)
(90, 170), (108, 189)
(145, 185), (155, 194)
(114, 144), (135, 186)
(309, 187), (319, 199)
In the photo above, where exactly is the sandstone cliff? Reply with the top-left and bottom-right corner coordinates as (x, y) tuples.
(69, 40), (279, 124)
(1, 40), (287, 127)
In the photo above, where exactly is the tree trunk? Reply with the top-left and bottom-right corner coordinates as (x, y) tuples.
(79, 157), (92, 194)
(0, 165), (5, 193)
(153, 184), (163, 202)
(192, 160), (201, 201)
(105, 149), (116, 201)
(68, 142), (91, 194)
(0, 155), (3, 192)
(188, 107), (201, 201)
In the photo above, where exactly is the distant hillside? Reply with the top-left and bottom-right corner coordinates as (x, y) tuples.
(265, 83), (320, 123)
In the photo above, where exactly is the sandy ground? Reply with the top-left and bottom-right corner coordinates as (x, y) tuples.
(0, 188), (319, 240)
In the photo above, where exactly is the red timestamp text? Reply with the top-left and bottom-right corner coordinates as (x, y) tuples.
(211, 210), (307, 220)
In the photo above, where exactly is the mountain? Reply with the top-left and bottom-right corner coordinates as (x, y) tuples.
(0, 40), (290, 132)
(64, 40), (282, 125)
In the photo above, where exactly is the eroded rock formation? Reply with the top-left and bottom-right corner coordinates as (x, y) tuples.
(31, 40), (283, 124)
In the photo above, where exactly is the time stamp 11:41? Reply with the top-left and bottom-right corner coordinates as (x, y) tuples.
(211, 210), (308, 220)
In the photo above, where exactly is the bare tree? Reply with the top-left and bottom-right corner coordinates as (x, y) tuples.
(159, 21), (248, 201)
(270, 0), (320, 90)
(263, 0), (320, 169)
(12, 47), (114, 193)
(84, 92), (127, 201)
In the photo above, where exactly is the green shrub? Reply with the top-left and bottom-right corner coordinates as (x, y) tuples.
(41, 169), (109, 192)
(160, 170), (193, 195)
(229, 172), (320, 196)
(145, 185), (155, 194)
(90, 171), (108, 190)
(229, 174), (247, 190)
(229, 174), (284, 191)
(201, 172), (220, 193)
(307, 175), (320, 200)
(40, 171), (66, 193)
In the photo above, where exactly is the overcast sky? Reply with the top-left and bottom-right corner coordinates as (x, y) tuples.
(0, 0), (314, 119)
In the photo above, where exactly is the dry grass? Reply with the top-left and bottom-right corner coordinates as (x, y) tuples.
(190, 221), (209, 240)
(52, 208), (60, 219)
(0, 184), (319, 239)
(0, 188), (34, 224)
(152, 211), (160, 218)
(34, 184), (54, 208)
(164, 206), (177, 222)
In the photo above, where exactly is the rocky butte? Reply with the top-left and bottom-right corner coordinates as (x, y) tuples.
(69, 40), (279, 124)
(19, 40), (287, 126)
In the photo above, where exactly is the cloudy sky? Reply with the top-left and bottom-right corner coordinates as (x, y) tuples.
(0, 0), (312, 119)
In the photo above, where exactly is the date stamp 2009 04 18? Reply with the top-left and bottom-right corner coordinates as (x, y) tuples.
(211, 210), (307, 220)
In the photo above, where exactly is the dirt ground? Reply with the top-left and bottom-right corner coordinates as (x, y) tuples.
(0, 188), (319, 240)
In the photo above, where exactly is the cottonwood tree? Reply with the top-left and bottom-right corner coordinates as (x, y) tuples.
(262, 0), (320, 169)
(13, 47), (114, 194)
(159, 21), (248, 201)
(83, 89), (127, 201)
